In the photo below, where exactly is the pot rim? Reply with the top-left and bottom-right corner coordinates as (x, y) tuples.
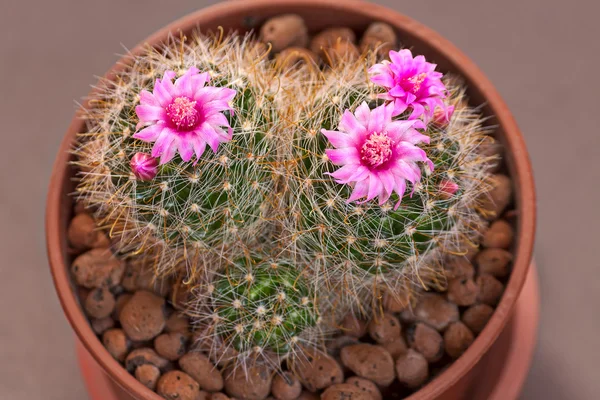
(46, 1), (536, 399)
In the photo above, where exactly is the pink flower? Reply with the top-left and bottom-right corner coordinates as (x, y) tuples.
(369, 49), (447, 121)
(323, 102), (434, 209)
(439, 179), (459, 199)
(134, 68), (236, 164)
(130, 152), (158, 181)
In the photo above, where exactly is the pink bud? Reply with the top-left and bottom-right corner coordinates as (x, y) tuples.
(439, 179), (459, 199)
(130, 152), (158, 181)
(433, 105), (455, 128)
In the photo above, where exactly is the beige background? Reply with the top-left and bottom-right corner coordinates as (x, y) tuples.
(0, 0), (598, 399)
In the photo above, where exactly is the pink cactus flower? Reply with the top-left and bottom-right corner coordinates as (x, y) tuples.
(439, 179), (459, 199)
(130, 152), (158, 181)
(369, 49), (447, 121)
(134, 68), (236, 164)
(323, 102), (434, 209)
(432, 105), (455, 128)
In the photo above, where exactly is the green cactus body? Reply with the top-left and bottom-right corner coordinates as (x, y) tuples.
(209, 257), (317, 356)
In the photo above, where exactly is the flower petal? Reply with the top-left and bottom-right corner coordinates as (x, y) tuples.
(368, 102), (396, 134)
(139, 90), (160, 107)
(339, 109), (367, 137)
(388, 122), (429, 145)
(377, 169), (395, 201)
(393, 178), (407, 210)
(329, 164), (369, 184)
(134, 124), (164, 142)
(322, 129), (355, 149)
(347, 179), (370, 203)
(174, 67), (200, 98)
(135, 105), (166, 123)
(154, 75), (176, 106)
(205, 112), (231, 129)
(326, 147), (360, 165)
(197, 123), (222, 153)
(354, 102), (371, 128)
(366, 174), (383, 202)
(391, 160), (421, 184)
(191, 136), (207, 163)
(395, 142), (429, 162)
(178, 134), (195, 162)
(152, 129), (178, 164)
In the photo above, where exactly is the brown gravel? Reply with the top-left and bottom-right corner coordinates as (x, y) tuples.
(91, 316), (115, 335)
(157, 370), (201, 400)
(120, 290), (166, 341)
(447, 278), (479, 306)
(154, 332), (188, 361)
(340, 344), (395, 387)
(482, 220), (514, 249)
(71, 248), (125, 289)
(367, 313), (402, 344)
(462, 304), (495, 334)
(476, 248), (513, 278)
(260, 14), (308, 52)
(476, 274), (505, 306)
(360, 22), (397, 57)
(85, 287), (115, 319)
(224, 365), (272, 400)
(323, 40), (359, 67)
(165, 313), (191, 338)
(294, 350), (344, 392)
(296, 391), (319, 400)
(395, 349), (429, 389)
(478, 135), (504, 173)
(271, 372), (302, 400)
(125, 348), (170, 373)
(346, 377), (382, 400)
(135, 364), (161, 391)
(382, 336), (408, 360)
(382, 291), (409, 313)
(210, 393), (231, 400)
(412, 293), (460, 331)
(321, 383), (373, 400)
(114, 293), (132, 320)
(444, 322), (475, 359)
(340, 314), (368, 338)
(67, 213), (109, 250)
(327, 335), (360, 357)
(406, 323), (444, 363)
(179, 352), (224, 392)
(102, 329), (130, 362)
(444, 257), (476, 281)
(479, 174), (512, 220)
(310, 27), (356, 55)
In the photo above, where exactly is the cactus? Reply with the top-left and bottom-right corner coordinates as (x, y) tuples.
(287, 69), (492, 310)
(74, 32), (295, 276)
(189, 255), (322, 365)
(73, 30), (496, 365)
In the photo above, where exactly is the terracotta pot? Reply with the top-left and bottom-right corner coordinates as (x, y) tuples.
(45, 1), (536, 399)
